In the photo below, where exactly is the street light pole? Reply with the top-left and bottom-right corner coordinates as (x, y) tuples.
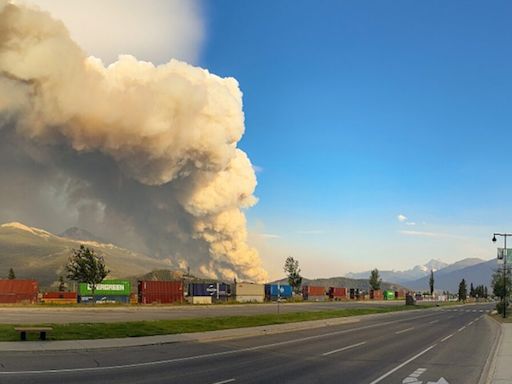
(493, 233), (511, 318)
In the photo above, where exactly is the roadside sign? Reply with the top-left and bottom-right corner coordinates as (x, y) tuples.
(497, 248), (512, 264)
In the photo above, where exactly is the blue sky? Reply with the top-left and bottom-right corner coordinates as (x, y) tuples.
(32, 0), (512, 279)
(196, 1), (512, 278)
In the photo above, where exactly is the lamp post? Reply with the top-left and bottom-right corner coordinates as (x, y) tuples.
(492, 233), (511, 318)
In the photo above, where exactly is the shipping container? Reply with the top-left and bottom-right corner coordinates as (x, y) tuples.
(234, 283), (264, 296)
(235, 295), (264, 303)
(138, 280), (184, 304)
(328, 287), (347, 300)
(395, 289), (407, 299)
(41, 291), (77, 304)
(370, 289), (383, 300)
(78, 295), (130, 304)
(187, 283), (231, 300)
(43, 292), (77, 299)
(78, 280), (131, 296)
(302, 285), (326, 300)
(264, 284), (293, 300)
(187, 296), (212, 304)
(0, 279), (38, 303)
(383, 290), (395, 300)
(349, 288), (362, 300)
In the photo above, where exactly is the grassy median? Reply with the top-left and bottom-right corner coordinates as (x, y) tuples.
(0, 304), (446, 341)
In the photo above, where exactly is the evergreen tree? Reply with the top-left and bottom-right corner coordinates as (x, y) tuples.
(369, 268), (382, 291)
(458, 278), (467, 302)
(7, 268), (15, 280)
(429, 270), (435, 296)
(470, 282), (475, 298)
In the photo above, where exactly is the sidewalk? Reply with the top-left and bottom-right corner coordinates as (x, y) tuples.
(488, 323), (512, 384)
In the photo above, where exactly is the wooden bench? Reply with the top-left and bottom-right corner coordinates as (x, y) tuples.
(14, 327), (53, 341)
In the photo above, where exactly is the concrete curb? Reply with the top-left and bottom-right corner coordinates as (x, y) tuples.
(481, 316), (503, 384)
(487, 322), (512, 384)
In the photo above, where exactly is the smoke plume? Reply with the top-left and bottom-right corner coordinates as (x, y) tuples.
(0, 1), (268, 282)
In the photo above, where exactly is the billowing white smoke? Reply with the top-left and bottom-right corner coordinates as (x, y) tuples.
(0, 1), (268, 282)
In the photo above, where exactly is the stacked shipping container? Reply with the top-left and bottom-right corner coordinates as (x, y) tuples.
(264, 284), (292, 301)
(0, 280), (38, 303)
(138, 281), (184, 304)
(188, 283), (231, 302)
(302, 285), (327, 301)
(370, 289), (383, 300)
(78, 280), (131, 304)
(328, 287), (347, 300)
(234, 283), (264, 302)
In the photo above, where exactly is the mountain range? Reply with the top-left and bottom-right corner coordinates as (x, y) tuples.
(0, 221), (501, 293)
(0, 222), (169, 289)
(345, 259), (451, 283)
(403, 258), (498, 292)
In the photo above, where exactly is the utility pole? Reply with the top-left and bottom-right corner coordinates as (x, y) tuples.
(493, 233), (511, 318)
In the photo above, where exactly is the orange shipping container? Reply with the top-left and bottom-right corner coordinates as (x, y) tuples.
(43, 292), (77, 300)
(329, 287), (347, 299)
(302, 286), (326, 298)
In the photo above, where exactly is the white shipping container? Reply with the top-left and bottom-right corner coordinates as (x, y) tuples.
(187, 296), (212, 304)
(235, 295), (264, 303)
(234, 283), (265, 296)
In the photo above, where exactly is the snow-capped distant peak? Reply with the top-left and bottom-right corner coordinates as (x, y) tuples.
(0, 222), (53, 238)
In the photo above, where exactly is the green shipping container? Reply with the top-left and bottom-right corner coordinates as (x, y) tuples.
(384, 290), (395, 300)
(78, 280), (131, 296)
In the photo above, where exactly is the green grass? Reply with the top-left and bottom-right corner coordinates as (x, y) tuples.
(0, 304), (443, 341)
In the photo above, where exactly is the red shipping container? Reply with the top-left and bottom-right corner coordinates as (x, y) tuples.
(370, 289), (383, 300)
(43, 292), (77, 300)
(138, 281), (184, 304)
(302, 285), (326, 297)
(0, 280), (38, 303)
(329, 287), (347, 299)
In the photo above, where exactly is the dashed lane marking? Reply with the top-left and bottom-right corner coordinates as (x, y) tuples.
(322, 341), (367, 356)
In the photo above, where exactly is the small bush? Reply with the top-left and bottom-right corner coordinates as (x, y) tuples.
(496, 301), (510, 315)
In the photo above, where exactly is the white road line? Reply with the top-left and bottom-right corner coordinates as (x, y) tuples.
(395, 327), (415, 335)
(322, 341), (367, 356)
(212, 379), (235, 384)
(429, 320), (439, 324)
(458, 326), (466, 332)
(441, 334), (454, 342)
(0, 312), (443, 376)
(468, 321), (474, 326)
(367, 344), (437, 384)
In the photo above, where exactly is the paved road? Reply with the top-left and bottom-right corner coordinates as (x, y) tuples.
(0, 303), (498, 383)
(0, 300), (403, 324)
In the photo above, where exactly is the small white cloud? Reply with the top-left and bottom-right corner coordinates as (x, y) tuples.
(397, 214), (408, 222)
(258, 233), (280, 239)
(405, 222), (416, 226)
(296, 230), (325, 235)
(399, 230), (465, 240)
(252, 165), (263, 173)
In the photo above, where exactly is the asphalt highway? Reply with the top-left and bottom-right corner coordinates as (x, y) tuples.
(0, 303), (498, 384)
(0, 300), (403, 324)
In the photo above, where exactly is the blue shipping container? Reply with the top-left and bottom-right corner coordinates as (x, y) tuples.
(78, 295), (130, 304)
(265, 284), (293, 299)
(188, 283), (231, 298)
